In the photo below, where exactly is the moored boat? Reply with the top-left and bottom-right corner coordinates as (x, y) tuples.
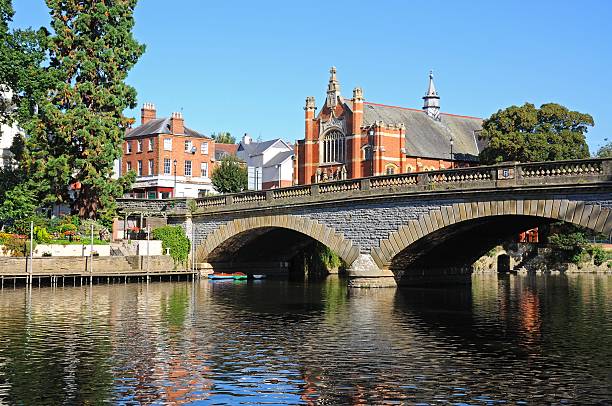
(208, 272), (247, 280)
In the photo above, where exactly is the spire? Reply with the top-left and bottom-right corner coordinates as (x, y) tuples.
(422, 70), (440, 120)
(326, 66), (341, 108)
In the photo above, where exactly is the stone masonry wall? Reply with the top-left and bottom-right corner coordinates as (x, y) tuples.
(184, 191), (612, 258)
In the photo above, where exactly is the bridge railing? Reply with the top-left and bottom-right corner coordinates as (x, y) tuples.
(118, 158), (611, 214)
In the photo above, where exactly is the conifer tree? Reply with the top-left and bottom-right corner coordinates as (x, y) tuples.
(19, 0), (144, 221)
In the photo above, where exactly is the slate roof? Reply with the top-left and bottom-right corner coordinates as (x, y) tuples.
(126, 118), (208, 139)
(215, 143), (239, 161)
(357, 101), (483, 162)
(264, 150), (294, 168)
(237, 139), (291, 156)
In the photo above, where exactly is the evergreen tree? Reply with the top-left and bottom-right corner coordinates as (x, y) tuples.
(0, 0), (47, 227)
(211, 156), (247, 194)
(18, 0), (144, 221)
(479, 103), (592, 164)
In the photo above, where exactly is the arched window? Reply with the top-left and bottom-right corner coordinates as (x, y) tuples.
(385, 164), (398, 175)
(322, 130), (345, 164)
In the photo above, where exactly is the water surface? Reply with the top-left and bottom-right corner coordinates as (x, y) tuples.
(0, 274), (610, 404)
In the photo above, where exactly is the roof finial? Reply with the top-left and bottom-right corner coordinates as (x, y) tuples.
(326, 66), (341, 108)
(423, 70), (440, 120)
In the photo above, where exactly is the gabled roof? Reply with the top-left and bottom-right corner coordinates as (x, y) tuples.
(214, 143), (239, 161)
(126, 118), (209, 139)
(237, 138), (291, 156)
(362, 102), (483, 162)
(263, 150), (294, 168)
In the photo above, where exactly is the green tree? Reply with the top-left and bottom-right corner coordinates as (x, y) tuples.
(478, 103), (592, 164)
(595, 139), (611, 158)
(211, 131), (236, 144)
(211, 155), (247, 194)
(16, 0), (144, 221)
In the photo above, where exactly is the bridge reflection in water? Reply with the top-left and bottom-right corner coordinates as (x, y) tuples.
(0, 274), (610, 404)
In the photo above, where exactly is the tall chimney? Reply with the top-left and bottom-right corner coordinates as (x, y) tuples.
(242, 133), (252, 145)
(141, 103), (156, 125)
(170, 112), (184, 135)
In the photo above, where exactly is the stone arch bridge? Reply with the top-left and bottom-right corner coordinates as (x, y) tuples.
(118, 159), (612, 287)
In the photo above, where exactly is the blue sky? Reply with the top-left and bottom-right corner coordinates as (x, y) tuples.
(13, 0), (612, 152)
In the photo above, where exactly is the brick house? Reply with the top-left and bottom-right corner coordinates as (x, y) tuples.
(296, 67), (484, 184)
(123, 104), (215, 198)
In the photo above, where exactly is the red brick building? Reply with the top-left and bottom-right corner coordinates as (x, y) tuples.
(296, 68), (484, 184)
(123, 104), (215, 198)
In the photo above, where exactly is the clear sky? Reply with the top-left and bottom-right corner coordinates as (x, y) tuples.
(13, 0), (612, 153)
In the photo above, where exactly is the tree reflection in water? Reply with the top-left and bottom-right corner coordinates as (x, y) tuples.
(0, 274), (608, 404)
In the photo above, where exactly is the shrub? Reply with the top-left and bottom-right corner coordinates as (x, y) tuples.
(78, 219), (109, 241)
(34, 226), (52, 243)
(549, 232), (589, 264)
(59, 223), (77, 234)
(587, 246), (608, 266)
(1, 237), (36, 257)
(152, 226), (190, 266)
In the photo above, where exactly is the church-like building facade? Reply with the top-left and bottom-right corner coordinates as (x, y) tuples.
(296, 67), (484, 184)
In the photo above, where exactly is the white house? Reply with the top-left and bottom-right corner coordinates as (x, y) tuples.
(237, 134), (294, 190)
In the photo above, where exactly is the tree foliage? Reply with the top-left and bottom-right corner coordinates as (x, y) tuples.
(595, 140), (612, 158)
(211, 131), (235, 144)
(153, 226), (190, 266)
(14, 0), (144, 221)
(478, 103), (592, 164)
(211, 155), (247, 194)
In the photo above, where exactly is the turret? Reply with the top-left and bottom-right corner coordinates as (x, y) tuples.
(422, 70), (440, 120)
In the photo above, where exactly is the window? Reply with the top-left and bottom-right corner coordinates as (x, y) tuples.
(137, 140), (142, 153)
(201, 142), (209, 155)
(148, 159), (154, 175)
(126, 142), (132, 154)
(126, 161), (132, 172)
(201, 162), (208, 177)
(137, 160), (142, 176)
(184, 160), (192, 176)
(164, 158), (171, 175)
(322, 130), (345, 163)
(184, 140), (193, 152)
(385, 165), (397, 175)
(164, 138), (172, 151)
(148, 138), (154, 151)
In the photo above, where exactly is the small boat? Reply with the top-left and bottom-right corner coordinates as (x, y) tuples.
(208, 272), (247, 280)
(251, 274), (267, 279)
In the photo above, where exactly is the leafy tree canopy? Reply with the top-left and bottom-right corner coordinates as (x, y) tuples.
(478, 103), (593, 164)
(595, 139), (611, 158)
(211, 155), (247, 194)
(13, 0), (144, 222)
(211, 131), (236, 144)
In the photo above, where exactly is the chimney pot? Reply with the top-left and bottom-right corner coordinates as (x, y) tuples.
(141, 102), (156, 125)
(170, 111), (185, 134)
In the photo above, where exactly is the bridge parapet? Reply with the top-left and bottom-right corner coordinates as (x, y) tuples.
(117, 158), (611, 216)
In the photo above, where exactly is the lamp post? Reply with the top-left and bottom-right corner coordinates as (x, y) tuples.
(450, 136), (454, 169)
(368, 129), (374, 176)
(173, 159), (178, 197)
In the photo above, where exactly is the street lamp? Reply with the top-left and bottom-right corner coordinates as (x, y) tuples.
(449, 136), (454, 169)
(173, 159), (178, 197)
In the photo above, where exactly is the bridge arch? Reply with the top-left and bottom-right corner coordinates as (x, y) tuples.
(372, 199), (611, 271)
(197, 214), (360, 266)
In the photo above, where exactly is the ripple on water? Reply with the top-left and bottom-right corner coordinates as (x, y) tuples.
(0, 274), (610, 404)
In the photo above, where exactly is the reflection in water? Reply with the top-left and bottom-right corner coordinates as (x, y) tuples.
(0, 274), (609, 404)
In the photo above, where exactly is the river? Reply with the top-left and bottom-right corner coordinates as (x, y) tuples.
(0, 273), (610, 404)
